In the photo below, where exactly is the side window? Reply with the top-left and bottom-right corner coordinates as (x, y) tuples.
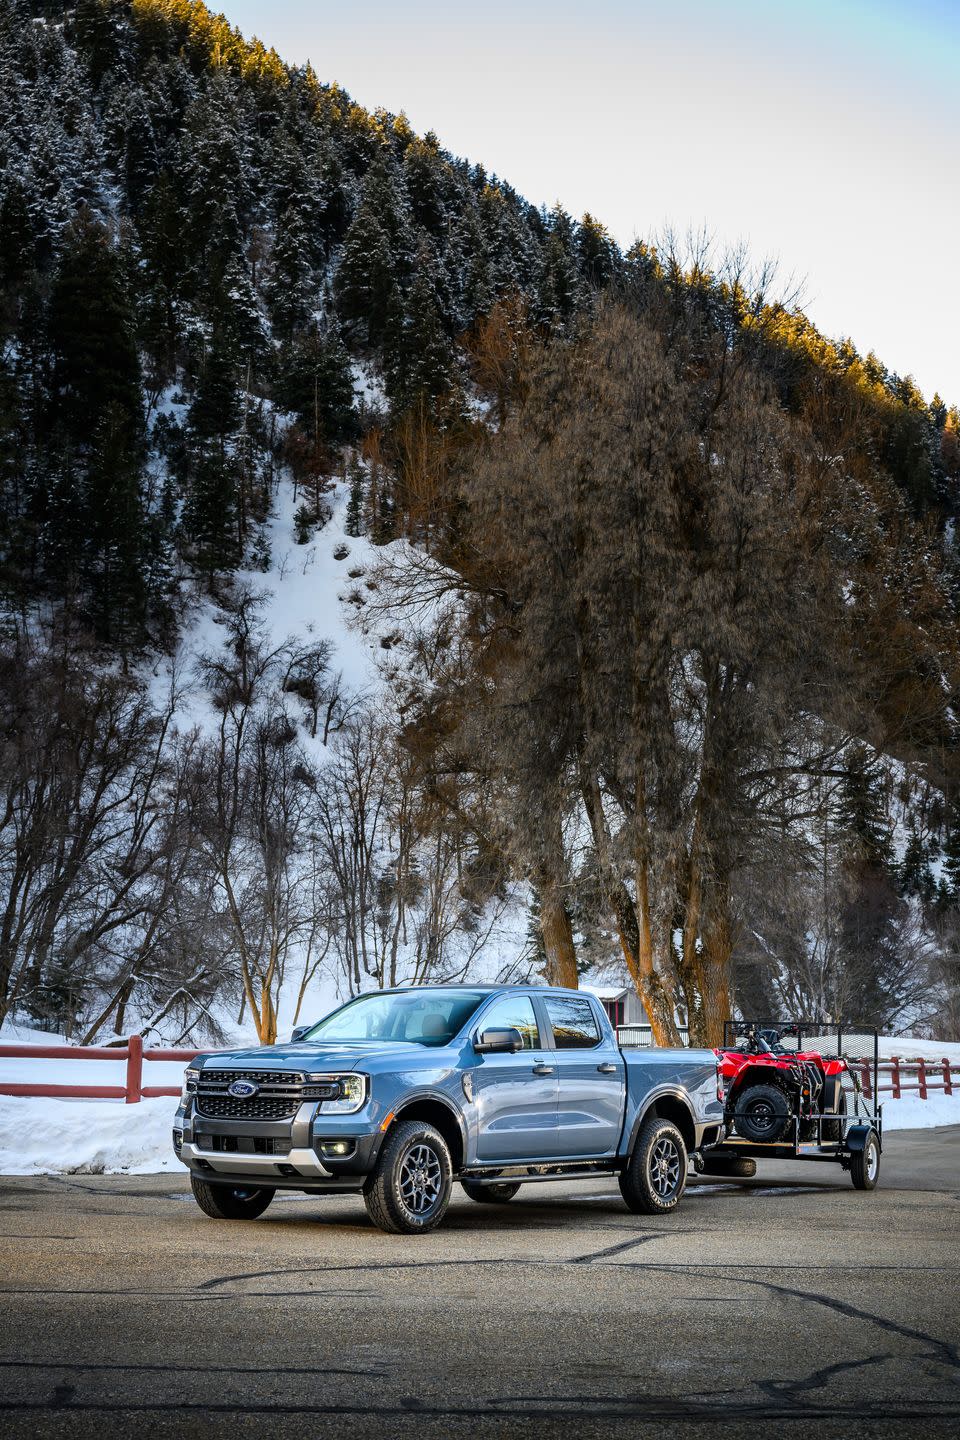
(479, 996), (540, 1050)
(545, 996), (602, 1050)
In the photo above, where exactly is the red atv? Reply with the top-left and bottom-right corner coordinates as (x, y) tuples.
(717, 1023), (849, 1144)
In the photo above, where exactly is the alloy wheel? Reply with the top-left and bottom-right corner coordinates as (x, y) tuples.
(650, 1137), (681, 1198)
(399, 1142), (443, 1216)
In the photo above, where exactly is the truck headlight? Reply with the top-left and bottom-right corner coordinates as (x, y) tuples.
(181, 1066), (200, 1101)
(309, 1072), (367, 1113)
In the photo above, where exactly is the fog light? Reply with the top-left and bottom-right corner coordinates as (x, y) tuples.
(320, 1140), (352, 1158)
(172, 1129), (183, 1157)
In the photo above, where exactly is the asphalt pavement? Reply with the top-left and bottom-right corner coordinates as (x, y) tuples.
(0, 1126), (957, 1438)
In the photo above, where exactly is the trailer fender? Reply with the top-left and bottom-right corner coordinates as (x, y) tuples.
(845, 1122), (881, 1155)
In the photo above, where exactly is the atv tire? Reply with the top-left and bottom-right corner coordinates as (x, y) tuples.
(821, 1089), (847, 1143)
(460, 1180), (521, 1204)
(699, 1156), (757, 1178)
(734, 1083), (792, 1143)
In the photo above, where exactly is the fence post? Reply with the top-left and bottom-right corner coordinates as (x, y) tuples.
(125, 1034), (143, 1104)
(917, 1057), (927, 1100)
(891, 1055), (901, 1100)
(944, 1059), (953, 1097)
(860, 1060), (872, 1101)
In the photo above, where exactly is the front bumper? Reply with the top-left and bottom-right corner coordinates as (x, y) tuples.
(174, 1098), (385, 1190)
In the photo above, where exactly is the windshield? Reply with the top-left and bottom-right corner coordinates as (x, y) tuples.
(303, 990), (489, 1047)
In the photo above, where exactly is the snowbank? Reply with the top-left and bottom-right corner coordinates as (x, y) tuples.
(881, 1092), (960, 1129)
(0, 1096), (180, 1174)
(0, 1080), (955, 1176)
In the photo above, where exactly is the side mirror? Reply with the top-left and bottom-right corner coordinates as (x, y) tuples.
(474, 1026), (524, 1055)
(290, 1024), (311, 1042)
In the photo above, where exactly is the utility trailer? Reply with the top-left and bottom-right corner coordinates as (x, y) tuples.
(707, 1021), (883, 1189)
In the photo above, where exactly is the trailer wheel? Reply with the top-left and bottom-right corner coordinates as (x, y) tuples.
(734, 1083), (791, 1143)
(460, 1181), (521, 1204)
(850, 1130), (880, 1191)
(619, 1115), (687, 1214)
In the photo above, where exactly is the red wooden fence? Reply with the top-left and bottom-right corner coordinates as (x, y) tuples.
(0, 1035), (209, 1102)
(857, 1056), (959, 1102)
(2, 1040), (958, 1105)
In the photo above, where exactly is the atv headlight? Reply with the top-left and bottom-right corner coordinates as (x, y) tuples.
(310, 1073), (367, 1114)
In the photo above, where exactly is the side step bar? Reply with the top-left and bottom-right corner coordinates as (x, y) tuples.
(459, 1160), (621, 1184)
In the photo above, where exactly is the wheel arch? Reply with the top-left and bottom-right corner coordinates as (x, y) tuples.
(629, 1087), (697, 1155)
(389, 1093), (467, 1172)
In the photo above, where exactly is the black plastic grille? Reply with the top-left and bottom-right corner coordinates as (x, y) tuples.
(198, 1133), (292, 1155)
(199, 1070), (305, 1088)
(196, 1094), (299, 1120)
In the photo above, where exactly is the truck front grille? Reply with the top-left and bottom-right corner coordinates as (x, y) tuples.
(200, 1069), (306, 1088)
(196, 1095), (300, 1121)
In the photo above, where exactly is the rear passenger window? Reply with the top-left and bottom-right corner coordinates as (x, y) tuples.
(545, 996), (601, 1049)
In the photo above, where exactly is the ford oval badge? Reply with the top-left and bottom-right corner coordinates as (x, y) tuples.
(227, 1079), (259, 1098)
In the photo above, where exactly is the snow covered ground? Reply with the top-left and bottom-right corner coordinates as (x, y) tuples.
(1, 1023), (956, 1174)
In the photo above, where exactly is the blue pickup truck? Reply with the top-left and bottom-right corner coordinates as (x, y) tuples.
(174, 985), (724, 1233)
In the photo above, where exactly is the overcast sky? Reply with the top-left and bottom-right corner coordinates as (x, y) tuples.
(219, 0), (960, 406)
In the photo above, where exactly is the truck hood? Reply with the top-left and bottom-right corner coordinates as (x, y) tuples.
(200, 1040), (454, 1073)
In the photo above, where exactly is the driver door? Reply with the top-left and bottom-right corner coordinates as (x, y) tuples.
(471, 994), (558, 1161)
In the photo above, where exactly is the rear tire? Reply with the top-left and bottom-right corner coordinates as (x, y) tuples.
(363, 1120), (453, 1234)
(190, 1176), (275, 1220)
(821, 1089), (847, 1143)
(734, 1083), (791, 1143)
(850, 1130), (880, 1191)
(619, 1115), (687, 1215)
(460, 1180), (521, 1204)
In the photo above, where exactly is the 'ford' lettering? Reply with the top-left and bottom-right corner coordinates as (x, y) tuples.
(227, 1079), (259, 1099)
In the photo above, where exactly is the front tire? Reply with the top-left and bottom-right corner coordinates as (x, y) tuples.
(190, 1176), (275, 1220)
(850, 1130), (880, 1190)
(460, 1180), (521, 1204)
(363, 1120), (453, 1234)
(619, 1116), (688, 1215)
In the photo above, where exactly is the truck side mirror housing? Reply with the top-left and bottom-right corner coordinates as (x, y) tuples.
(474, 1026), (524, 1054)
(290, 1024), (311, 1042)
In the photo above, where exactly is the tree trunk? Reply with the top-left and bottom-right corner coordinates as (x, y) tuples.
(537, 882), (578, 987)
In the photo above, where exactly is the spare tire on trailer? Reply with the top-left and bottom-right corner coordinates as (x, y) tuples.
(699, 1155), (757, 1178)
(734, 1083), (791, 1143)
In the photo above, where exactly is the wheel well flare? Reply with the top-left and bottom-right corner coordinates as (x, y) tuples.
(390, 1099), (464, 1170)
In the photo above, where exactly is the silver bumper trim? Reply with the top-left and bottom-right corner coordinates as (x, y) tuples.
(181, 1141), (334, 1178)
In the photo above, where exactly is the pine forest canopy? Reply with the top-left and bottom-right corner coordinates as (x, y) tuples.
(0, 0), (958, 1046)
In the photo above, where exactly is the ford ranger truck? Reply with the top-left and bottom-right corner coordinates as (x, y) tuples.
(173, 985), (724, 1234)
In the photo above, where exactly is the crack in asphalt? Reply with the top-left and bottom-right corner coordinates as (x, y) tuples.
(0, 1393), (957, 1422)
(759, 1353), (893, 1404)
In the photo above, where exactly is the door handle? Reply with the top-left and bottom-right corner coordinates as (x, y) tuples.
(597, 1062), (618, 1074)
(532, 1063), (555, 1076)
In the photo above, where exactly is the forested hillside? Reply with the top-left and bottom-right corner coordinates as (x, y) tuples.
(1, 0), (959, 1045)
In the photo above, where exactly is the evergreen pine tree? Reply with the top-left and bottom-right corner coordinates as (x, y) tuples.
(344, 458), (365, 537)
(48, 212), (143, 445)
(184, 330), (241, 573)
